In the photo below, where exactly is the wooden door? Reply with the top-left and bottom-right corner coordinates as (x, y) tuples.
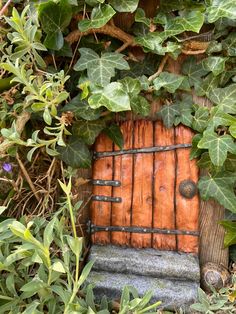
(91, 120), (199, 254)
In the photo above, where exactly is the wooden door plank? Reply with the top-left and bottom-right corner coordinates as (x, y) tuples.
(153, 122), (176, 250)
(91, 133), (113, 244)
(175, 125), (199, 253)
(131, 120), (153, 248)
(111, 121), (133, 246)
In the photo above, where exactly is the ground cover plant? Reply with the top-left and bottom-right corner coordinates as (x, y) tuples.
(0, 0), (236, 312)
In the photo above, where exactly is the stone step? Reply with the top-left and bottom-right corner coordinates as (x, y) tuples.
(87, 270), (198, 312)
(89, 245), (200, 282)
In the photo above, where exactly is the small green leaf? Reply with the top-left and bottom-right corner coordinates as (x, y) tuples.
(229, 123), (236, 138)
(77, 260), (94, 289)
(74, 48), (129, 87)
(119, 77), (141, 95)
(43, 217), (57, 248)
(202, 57), (227, 76)
(88, 82), (131, 112)
(110, 0), (139, 13)
(104, 124), (124, 149)
(78, 4), (115, 32)
(208, 84), (236, 114)
(192, 107), (209, 132)
(220, 221), (236, 247)
(130, 95), (150, 117)
(198, 131), (236, 166)
(135, 8), (151, 26)
(52, 260), (66, 273)
(157, 104), (179, 128)
(67, 235), (83, 258)
(153, 72), (185, 93)
(182, 56), (208, 87)
(58, 137), (92, 168)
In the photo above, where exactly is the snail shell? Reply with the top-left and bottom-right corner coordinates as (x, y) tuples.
(201, 262), (231, 292)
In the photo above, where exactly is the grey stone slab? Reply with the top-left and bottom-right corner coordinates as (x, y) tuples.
(87, 270), (198, 312)
(89, 245), (200, 282)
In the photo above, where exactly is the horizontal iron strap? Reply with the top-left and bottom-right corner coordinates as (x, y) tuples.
(89, 224), (199, 236)
(93, 144), (192, 159)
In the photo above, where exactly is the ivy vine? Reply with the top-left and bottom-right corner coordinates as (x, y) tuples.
(0, 0), (236, 239)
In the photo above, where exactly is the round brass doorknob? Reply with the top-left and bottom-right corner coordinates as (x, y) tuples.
(179, 180), (198, 199)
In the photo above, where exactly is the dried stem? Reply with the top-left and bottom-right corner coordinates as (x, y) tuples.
(0, 0), (12, 17)
(16, 153), (41, 202)
(148, 54), (169, 81)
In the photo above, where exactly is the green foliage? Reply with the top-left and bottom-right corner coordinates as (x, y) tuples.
(1, 0), (236, 243)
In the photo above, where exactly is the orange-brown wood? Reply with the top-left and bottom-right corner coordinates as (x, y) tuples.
(111, 121), (134, 246)
(91, 133), (113, 244)
(131, 120), (153, 248)
(153, 122), (176, 250)
(175, 125), (199, 253)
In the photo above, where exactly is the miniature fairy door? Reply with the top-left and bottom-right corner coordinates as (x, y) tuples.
(90, 120), (199, 254)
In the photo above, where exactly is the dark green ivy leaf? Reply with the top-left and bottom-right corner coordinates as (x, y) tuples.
(135, 8), (151, 27)
(198, 171), (236, 213)
(104, 124), (124, 149)
(38, 0), (72, 50)
(130, 95), (150, 117)
(63, 95), (102, 120)
(222, 33), (236, 56)
(208, 84), (236, 114)
(192, 107), (209, 133)
(58, 137), (91, 168)
(157, 104), (179, 128)
(202, 57), (227, 76)
(182, 56), (209, 87)
(207, 0), (236, 23)
(119, 77), (141, 95)
(220, 221), (236, 247)
(72, 120), (106, 145)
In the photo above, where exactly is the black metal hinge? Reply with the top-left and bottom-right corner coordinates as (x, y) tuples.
(87, 221), (199, 236)
(93, 143), (192, 159)
(92, 195), (122, 203)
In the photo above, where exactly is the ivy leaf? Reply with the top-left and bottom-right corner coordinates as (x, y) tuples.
(182, 56), (208, 87)
(192, 107), (209, 132)
(85, 0), (105, 6)
(63, 95), (102, 120)
(74, 48), (129, 87)
(38, 0), (72, 50)
(211, 108), (236, 128)
(135, 8), (151, 26)
(208, 84), (236, 114)
(88, 82), (130, 112)
(72, 120), (106, 145)
(190, 134), (204, 159)
(153, 72), (185, 93)
(109, 0), (139, 13)
(163, 11), (204, 39)
(58, 137), (91, 168)
(220, 221), (236, 247)
(104, 124), (124, 149)
(198, 131), (236, 166)
(222, 33), (236, 56)
(78, 4), (115, 32)
(174, 96), (193, 127)
(194, 73), (220, 97)
(157, 104), (179, 128)
(229, 123), (236, 138)
(207, 0), (236, 23)
(197, 152), (212, 169)
(202, 57), (227, 76)
(198, 172), (236, 213)
(119, 77), (141, 95)
(130, 95), (150, 117)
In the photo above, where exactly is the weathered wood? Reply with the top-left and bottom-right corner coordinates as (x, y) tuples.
(131, 120), (153, 248)
(153, 122), (176, 250)
(91, 133), (113, 244)
(111, 121), (133, 246)
(175, 125), (199, 254)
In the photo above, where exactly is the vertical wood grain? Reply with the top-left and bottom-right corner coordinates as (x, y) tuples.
(153, 121), (176, 250)
(175, 125), (199, 254)
(131, 120), (153, 248)
(111, 121), (133, 246)
(91, 133), (113, 244)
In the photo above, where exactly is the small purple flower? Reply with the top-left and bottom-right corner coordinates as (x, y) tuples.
(2, 163), (12, 173)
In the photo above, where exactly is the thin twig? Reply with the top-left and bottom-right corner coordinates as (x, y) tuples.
(16, 153), (41, 202)
(148, 54), (169, 81)
(0, 0), (12, 17)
